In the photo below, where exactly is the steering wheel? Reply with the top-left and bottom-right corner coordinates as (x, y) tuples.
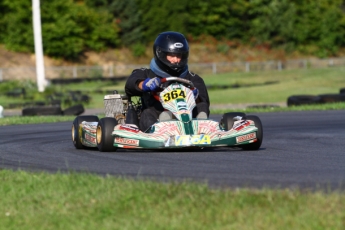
(152, 77), (195, 102)
(160, 77), (195, 89)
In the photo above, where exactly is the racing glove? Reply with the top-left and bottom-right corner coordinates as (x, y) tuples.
(142, 77), (161, 92)
(192, 88), (199, 99)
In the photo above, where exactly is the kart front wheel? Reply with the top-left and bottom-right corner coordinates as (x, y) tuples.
(220, 112), (246, 130)
(241, 115), (263, 151)
(96, 117), (118, 152)
(72, 115), (99, 149)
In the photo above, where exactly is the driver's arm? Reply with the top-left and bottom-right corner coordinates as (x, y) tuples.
(125, 69), (147, 97)
(137, 81), (144, 90)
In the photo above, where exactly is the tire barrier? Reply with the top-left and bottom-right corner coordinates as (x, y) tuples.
(287, 89), (345, 106)
(287, 95), (322, 106)
(63, 104), (85, 116)
(318, 94), (345, 103)
(22, 105), (63, 116)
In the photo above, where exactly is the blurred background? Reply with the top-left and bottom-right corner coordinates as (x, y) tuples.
(0, 0), (345, 113)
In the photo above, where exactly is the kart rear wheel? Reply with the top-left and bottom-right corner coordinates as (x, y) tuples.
(96, 117), (118, 152)
(220, 112), (246, 130)
(72, 115), (99, 149)
(241, 115), (263, 151)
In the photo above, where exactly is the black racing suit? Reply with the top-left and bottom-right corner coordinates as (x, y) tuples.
(125, 68), (210, 131)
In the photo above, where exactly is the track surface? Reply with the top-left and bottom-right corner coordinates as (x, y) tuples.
(1, 110), (344, 190)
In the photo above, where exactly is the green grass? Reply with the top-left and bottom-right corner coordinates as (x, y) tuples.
(1, 169), (344, 230)
(1, 66), (344, 109)
(203, 67), (345, 104)
(0, 115), (76, 126)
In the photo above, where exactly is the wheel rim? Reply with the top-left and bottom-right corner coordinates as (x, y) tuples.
(96, 125), (102, 144)
(72, 125), (76, 143)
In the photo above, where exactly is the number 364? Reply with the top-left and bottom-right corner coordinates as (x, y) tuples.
(163, 90), (186, 102)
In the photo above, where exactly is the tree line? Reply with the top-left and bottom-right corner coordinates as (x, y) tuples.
(0, 0), (344, 59)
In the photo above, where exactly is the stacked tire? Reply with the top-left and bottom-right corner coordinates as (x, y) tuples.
(22, 105), (62, 116)
(287, 88), (345, 106)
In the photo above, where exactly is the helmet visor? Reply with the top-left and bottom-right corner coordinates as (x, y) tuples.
(157, 50), (188, 70)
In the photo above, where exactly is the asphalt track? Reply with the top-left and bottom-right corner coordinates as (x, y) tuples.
(1, 110), (344, 190)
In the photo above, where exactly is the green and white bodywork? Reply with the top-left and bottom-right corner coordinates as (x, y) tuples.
(72, 77), (263, 151)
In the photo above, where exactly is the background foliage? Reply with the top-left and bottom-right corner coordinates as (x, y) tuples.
(0, 0), (344, 59)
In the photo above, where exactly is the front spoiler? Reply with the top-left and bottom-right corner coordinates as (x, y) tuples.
(111, 120), (258, 149)
(79, 119), (258, 149)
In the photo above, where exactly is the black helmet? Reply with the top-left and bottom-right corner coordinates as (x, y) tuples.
(153, 31), (189, 76)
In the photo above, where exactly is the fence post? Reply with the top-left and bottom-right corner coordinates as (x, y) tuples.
(303, 60), (308, 69)
(212, 63), (217, 74)
(109, 65), (113, 77)
(0, 68), (2, 82)
(329, 59), (334, 67)
(245, 62), (250, 72)
(73, 66), (77, 78)
(277, 61), (282, 71)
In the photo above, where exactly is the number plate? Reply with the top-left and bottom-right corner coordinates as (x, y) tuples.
(175, 134), (211, 146)
(163, 89), (186, 102)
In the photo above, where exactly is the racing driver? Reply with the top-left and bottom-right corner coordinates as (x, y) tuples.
(125, 31), (210, 132)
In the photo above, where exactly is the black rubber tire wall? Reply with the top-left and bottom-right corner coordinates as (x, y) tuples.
(63, 104), (85, 116)
(22, 106), (62, 116)
(287, 95), (321, 106)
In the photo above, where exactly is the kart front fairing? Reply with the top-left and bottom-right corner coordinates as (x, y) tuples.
(111, 79), (259, 149)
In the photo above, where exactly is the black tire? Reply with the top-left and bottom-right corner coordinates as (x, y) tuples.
(220, 112), (246, 130)
(318, 94), (345, 103)
(22, 105), (62, 116)
(63, 104), (85, 116)
(96, 117), (118, 152)
(241, 115), (263, 151)
(340, 88), (345, 94)
(72, 115), (99, 149)
(287, 95), (321, 106)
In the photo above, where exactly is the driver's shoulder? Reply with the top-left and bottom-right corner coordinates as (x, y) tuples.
(187, 71), (201, 78)
(131, 67), (152, 77)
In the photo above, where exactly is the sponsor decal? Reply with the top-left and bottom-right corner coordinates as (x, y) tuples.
(236, 132), (256, 143)
(173, 42), (183, 48)
(175, 134), (211, 146)
(233, 120), (250, 131)
(115, 137), (139, 146)
(119, 125), (139, 133)
(85, 133), (96, 144)
(172, 85), (181, 89)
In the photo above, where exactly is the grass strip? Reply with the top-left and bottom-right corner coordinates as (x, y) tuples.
(0, 115), (75, 126)
(1, 169), (344, 230)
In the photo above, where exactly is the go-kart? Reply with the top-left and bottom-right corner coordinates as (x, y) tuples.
(72, 77), (263, 151)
